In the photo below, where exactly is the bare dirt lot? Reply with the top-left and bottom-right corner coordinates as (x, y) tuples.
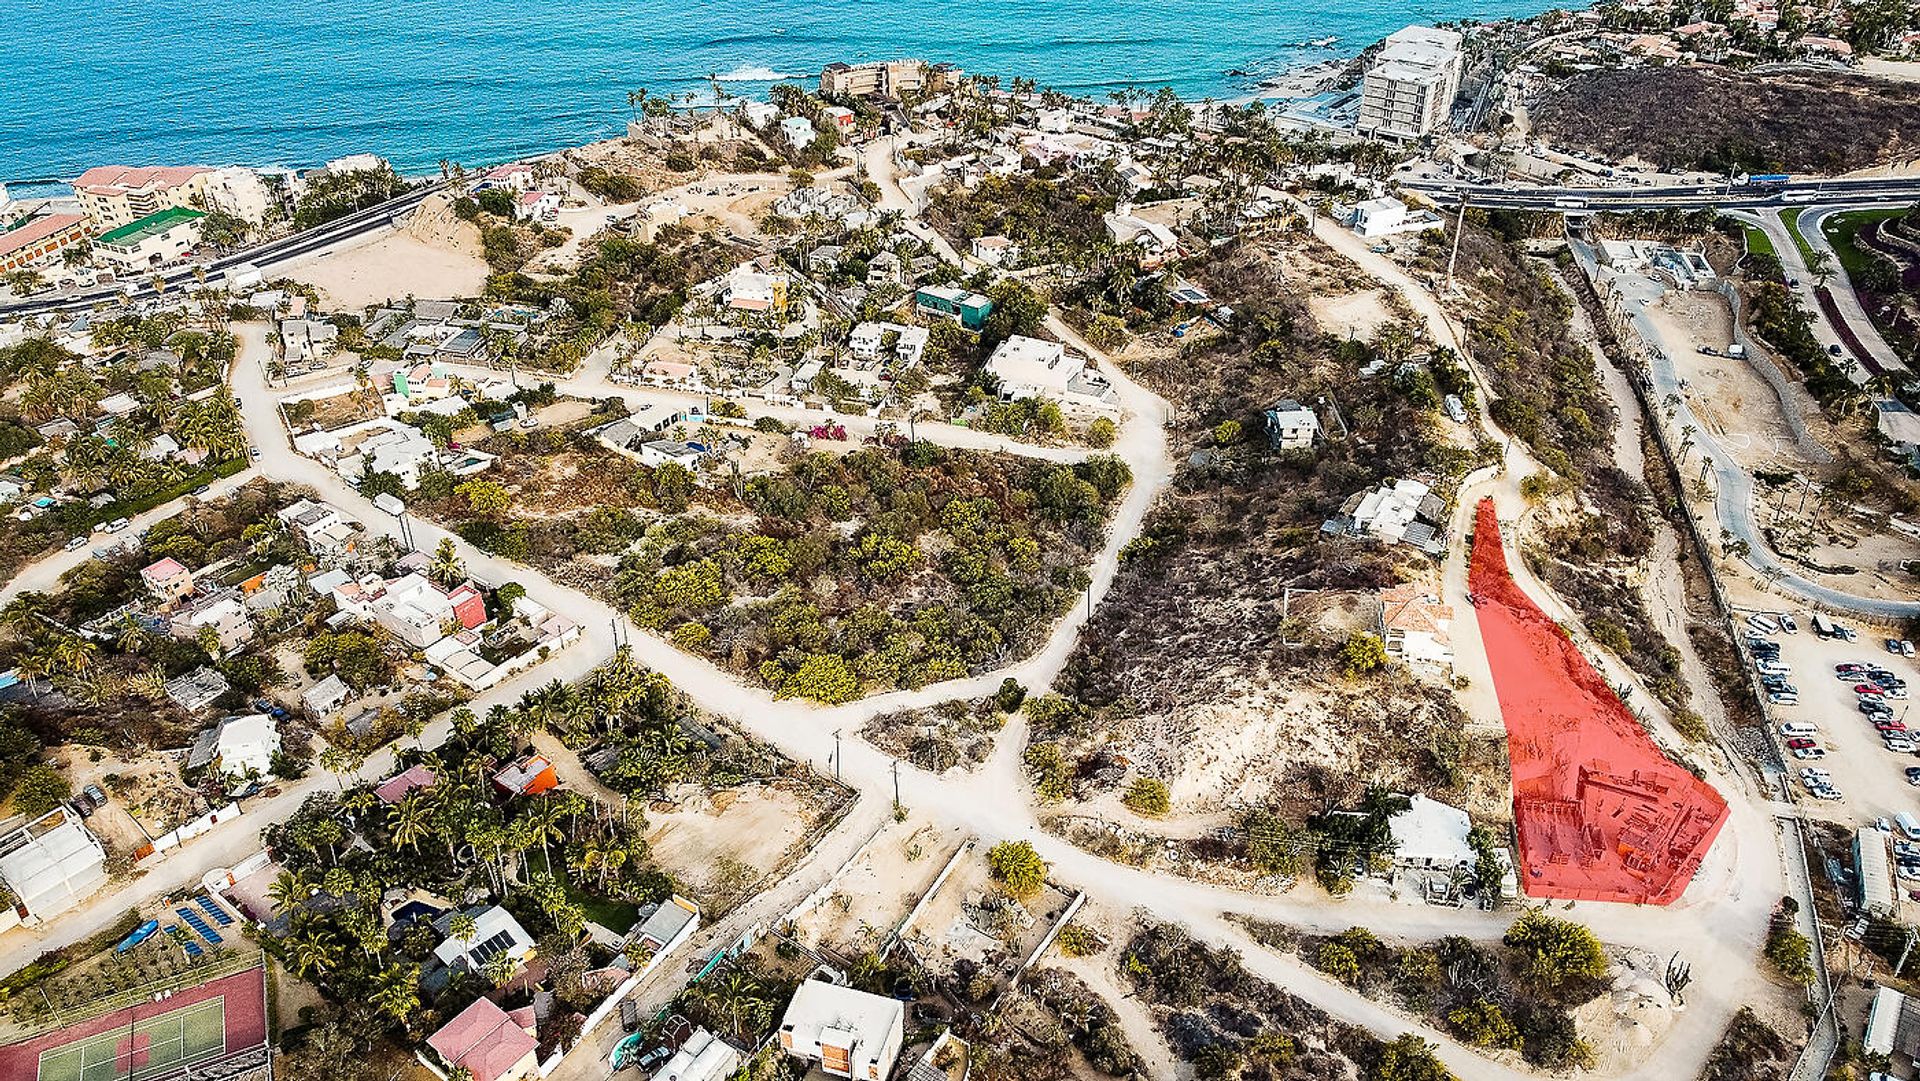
(1647, 290), (1816, 470)
(1307, 288), (1398, 340)
(788, 818), (970, 958)
(47, 744), (204, 857)
(280, 194), (489, 308)
(647, 780), (840, 913)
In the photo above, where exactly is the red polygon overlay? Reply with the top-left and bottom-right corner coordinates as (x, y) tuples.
(1469, 499), (1728, 904)
(0, 964), (266, 1080)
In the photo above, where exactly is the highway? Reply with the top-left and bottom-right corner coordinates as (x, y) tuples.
(1401, 173), (1920, 211)
(0, 179), (450, 318)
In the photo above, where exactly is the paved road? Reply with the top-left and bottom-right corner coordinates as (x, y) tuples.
(1403, 173), (1920, 212)
(1793, 205), (1910, 374)
(0, 181), (449, 318)
(1595, 257), (1920, 619)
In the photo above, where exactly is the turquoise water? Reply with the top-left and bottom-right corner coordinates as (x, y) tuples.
(3, 0), (1554, 181)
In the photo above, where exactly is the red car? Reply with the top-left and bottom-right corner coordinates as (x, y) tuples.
(1858, 684), (1887, 696)
(1787, 738), (1817, 749)
(1877, 719), (1908, 732)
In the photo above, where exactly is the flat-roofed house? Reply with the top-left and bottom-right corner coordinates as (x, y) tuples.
(778, 979), (906, 1081)
(0, 809), (108, 922)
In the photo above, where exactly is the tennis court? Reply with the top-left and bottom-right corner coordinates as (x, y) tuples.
(35, 999), (225, 1081)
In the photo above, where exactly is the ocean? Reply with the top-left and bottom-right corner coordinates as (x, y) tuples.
(3, 0), (1556, 184)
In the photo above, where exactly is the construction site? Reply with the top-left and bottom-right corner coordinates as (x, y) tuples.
(1469, 499), (1730, 904)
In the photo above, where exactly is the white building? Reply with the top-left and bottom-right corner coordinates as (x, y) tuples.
(847, 322), (928, 365)
(781, 117), (818, 151)
(639, 440), (704, 470)
(971, 235), (1020, 267)
(1102, 210), (1177, 267)
(281, 318), (339, 362)
(93, 207), (205, 271)
(1358, 26), (1464, 140)
(0, 809), (108, 922)
(363, 573), (462, 648)
(188, 713), (280, 779)
(1263, 400), (1321, 450)
(983, 335), (1116, 407)
(1387, 794), (1476, 872)
(433, 903), (535, 975)
(778, 979), (906, 1081)
(514, 191), (560, 222)
(203, 167), (278, 224)
(1350, 197), (1443, 239)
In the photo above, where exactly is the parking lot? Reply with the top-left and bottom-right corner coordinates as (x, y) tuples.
(1744, 608), (1920, 826)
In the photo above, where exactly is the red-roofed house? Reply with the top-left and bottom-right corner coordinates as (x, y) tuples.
(375, 764), (438, 804)
(425, 997), (538, 1081)
(1379, 584), (1454, 670)
(448, 583), (488, 631)
(471, 163), (536, 194)
(0, 214), (92, 273)
(514, 191), (560, 222)
(72, 165), (213, 230)
(140, 557), (196, 603)
(493, 754), (559, 797)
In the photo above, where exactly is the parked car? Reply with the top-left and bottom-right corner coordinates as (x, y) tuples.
(1793, 747), (1827, 760)
(1786, 738), (1818, 750)
(1768, 691), (1800, 705)
(1838, 662), (1869, 675)
(1861, 700), (1893, 716)
(62, 536), (87, 551)
(1906, 641), (1916, 658)
(1858, 683), (1887, 696)
(1887, 737), (1917, 754)
(1780, 614), (1799, 633)
(190, 484), (211, 496)
(1906, 766), (1920, 786)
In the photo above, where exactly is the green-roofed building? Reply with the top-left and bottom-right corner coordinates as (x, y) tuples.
(94, 206), (206, 271)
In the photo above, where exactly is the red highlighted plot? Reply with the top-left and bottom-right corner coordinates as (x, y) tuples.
(1469, 499), (1727, 904)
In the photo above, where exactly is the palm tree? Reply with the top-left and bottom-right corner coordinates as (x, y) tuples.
(371, 963), (421, 1025)
(389, 793), (431, 852)
(448, 910), (478, 951)
(429, 538), (465, 587)
(50, 635), (97, 675)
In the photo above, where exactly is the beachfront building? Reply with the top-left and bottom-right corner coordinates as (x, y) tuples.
(93, 207), (206, 271)
(71, 165), (213, 231)
(819, 59), (950, 100)
(1357, 26), (1463, 140)
(0, 213), (92, 274)
(202, 167), (279, 225)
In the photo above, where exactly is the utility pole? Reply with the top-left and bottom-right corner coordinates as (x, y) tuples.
(892, 758), (901, 813)
(1445, 195), (1469, 294)
(832, 729), (842, 783)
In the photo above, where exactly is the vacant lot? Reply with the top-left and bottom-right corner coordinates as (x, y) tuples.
(1534, 67), (1920, 174)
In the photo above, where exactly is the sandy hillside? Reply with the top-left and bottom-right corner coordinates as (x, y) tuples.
(279, 193), (489, 308)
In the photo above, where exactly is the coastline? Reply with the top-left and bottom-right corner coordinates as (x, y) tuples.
(1, 0), (1571, 182)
